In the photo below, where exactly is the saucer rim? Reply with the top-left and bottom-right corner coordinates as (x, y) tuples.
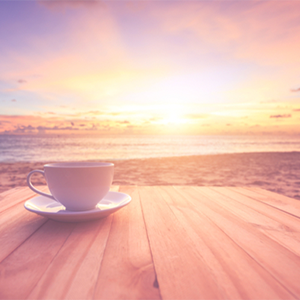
(24, 191), (131, 217)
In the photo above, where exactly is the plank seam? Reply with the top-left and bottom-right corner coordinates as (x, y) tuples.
(0, 219), (49, 265)
(92, 214), (114, 300)
(211, 187), (300, 225)
(138, 186), (163, 299)
(208, 187), (300, 254)
(227, 187), (300, 220)
(201, 208), (298, 299)
(246, 187), (298, 202)
(192, 187), (299, 299)
(25, 221), (77, 299)
(0, 193), (37, 214)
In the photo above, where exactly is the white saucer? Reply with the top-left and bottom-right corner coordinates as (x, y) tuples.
(24, 191), (131, 222)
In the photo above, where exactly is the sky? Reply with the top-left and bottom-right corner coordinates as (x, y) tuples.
(0, 0), (300, 135)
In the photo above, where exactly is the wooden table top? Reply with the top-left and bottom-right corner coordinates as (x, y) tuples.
(1, 185), (300, 300)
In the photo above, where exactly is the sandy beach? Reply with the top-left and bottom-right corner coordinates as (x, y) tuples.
(0, 152), (299, 200)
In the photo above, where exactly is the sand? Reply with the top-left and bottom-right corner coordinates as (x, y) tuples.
(0, 152), (300, 200)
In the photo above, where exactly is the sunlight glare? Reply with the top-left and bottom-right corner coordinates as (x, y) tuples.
(159, 105), (188, 125)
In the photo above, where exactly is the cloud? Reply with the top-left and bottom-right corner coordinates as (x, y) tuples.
(36, 125), (78, 131)
(11, 99), (16, 102)
(38, 0), (103, 11)
(18, 79), (27, 84)
(155, 1), (300, 65)
(11, 124), (85, 134)
(270, 114), (291, 118)
(86, 110), (104, 115)
(185, 114), (207, 119)
(13, 125), (36, 134)
(260, 100), (277, 104)
(291, 88), (300, 92)
(0, 114), (129, 134)
(293, 108), (300, 112)
(117, 120), (130, 124)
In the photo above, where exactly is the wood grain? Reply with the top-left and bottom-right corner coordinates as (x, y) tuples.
(93, 186), (161, 300)
(25, 186), (120, 300)
(27, 216), (113, 300)
(1, 186), (300, 300)
(138, 186), (223, 300)
(0, 220), (76, 299)
(209, 187), (300, 256)
(159, 185), (295, 300)
(174, 186), (300, 298)
(0, 186), (50, 263)
(0, 186), (120, 299)
(0, 186), (48, 213)
(0, 204), (47, 264)
(235, 187), (300, 218)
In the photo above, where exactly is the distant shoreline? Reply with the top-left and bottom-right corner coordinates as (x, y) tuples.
(1, 152), (299, 200)
(1, 150), (300, 163)
(1, 134), (300, 162)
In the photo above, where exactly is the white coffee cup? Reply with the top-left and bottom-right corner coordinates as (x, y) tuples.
(27, 162), (114, 211)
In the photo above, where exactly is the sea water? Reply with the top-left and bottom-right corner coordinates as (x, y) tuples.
(0, 134), (299, 162)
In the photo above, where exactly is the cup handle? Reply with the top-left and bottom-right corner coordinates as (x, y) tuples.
(27, 170), (55, 200)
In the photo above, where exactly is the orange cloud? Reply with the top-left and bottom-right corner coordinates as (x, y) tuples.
(2, 106), (300, 136)
(2, 1), (300, 136)
(38, 0), (102, 11)
(270, 114), (292, 119)
(153, 1), (300, 65)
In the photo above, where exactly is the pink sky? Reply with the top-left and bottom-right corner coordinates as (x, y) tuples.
(0, 0), (300, 135)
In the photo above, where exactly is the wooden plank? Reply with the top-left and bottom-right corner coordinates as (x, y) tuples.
(0, 220), (76, 299)
(207, 187), (300, 256)
(236, 187), (300, 218)
(0, 186), (48, 213)
(138, 186), (225, 300)
(0, 186), (117, 213)
(158, 186), (295, 300)
(23, 186), (120, 300)
(0, 202), (47, 263)
(0, 186), (119, 263)
(110, 185), (120, 192)
(0, 186), (118, 299)
(0, 186), (50, 264)
(2, 185), (299, 299)
(174, 186), (300, 298)
(93, 186), (161, 300)
(0, 186), (29, 201)
(27, 217), (113, 300)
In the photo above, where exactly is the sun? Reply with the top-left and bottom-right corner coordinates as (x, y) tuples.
(162, 109), (187, 125)
(163, 113), (179, 124)
(145, 104), (189, 126)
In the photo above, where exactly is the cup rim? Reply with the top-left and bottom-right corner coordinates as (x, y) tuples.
(44, 162), (114, 168)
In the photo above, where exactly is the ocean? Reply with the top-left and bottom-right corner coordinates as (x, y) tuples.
(0, 134), (300, 163)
